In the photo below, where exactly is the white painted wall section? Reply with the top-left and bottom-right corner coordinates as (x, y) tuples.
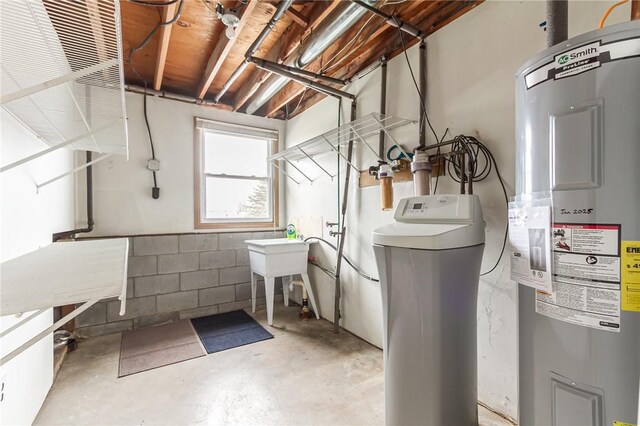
(82, 92), (286, 237)
(0, 110), (75, 425)
(284, 1), (631, 419)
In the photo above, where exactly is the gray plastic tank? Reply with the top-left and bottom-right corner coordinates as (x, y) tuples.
(515, 21), (640, 426)
(373, 194), (485, 425)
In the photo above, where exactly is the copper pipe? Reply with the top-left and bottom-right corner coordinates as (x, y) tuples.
(632, 0), (640, 20)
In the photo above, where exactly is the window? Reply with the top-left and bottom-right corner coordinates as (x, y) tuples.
(195, 118), (278, 229)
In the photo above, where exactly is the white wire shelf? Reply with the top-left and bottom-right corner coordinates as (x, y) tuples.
(0, 238), (129, 366)
(0, 0), (128, 187)
(269, 113), (415, 184)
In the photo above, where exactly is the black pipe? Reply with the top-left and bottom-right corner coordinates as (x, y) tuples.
(351, 0), (423, 39)
(52, 151), (94, 242)
(546, 0), (568, 47)
(378, 57), (387, 161)
(333, 100), (357, 334)
(248, 58), (347, 86)
(248, 57), (356, 100)
(419, 39), (426, 147)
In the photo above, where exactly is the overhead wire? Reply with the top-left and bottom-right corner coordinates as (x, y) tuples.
(393, 18), (441, 145)
(127, 0), (184, 198)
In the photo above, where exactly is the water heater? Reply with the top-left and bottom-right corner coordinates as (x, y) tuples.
(515, 21), (640, 425)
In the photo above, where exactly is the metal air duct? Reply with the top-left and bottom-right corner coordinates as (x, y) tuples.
(245, 0), (375, 115)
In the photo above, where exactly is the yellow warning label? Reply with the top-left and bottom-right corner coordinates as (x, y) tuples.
(622, 241), (640, 312)
(613, 421), (636, 426)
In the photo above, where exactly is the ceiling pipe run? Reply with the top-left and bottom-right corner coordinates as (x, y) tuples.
(249, 57), (356, 100)
(546, 0), (568, 47)
(245, 1), (376, 115)
(126, 84), (222, 107)
(249, 58), (348, 86)
(214, 0), (294, 103)
(351, 0), (423, 39)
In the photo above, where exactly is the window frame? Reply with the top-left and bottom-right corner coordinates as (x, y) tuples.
(194, 117), (279, 230)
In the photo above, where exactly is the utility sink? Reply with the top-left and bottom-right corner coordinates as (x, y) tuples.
(245, 238), (319, 325)
(245, 238), (312, 277)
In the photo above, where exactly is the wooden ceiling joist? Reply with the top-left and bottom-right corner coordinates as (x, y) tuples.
(285, 7), (309, 27)
(196, 0), (259, 100)
(153, 1), (178, 91)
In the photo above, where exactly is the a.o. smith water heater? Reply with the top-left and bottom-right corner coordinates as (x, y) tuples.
(515, 20), (640, 426)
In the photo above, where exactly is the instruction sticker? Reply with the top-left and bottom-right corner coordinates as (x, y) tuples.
(536, 223), (622, 332)
(622, 241), (640, 312)
(509, 205), (553, 293)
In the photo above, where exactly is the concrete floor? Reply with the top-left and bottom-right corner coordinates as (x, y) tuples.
(36, 305), (513, 426)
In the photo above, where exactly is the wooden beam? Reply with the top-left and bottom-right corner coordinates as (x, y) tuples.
(153, 2), (178, 91)
(285, 7), (309, 27)
(195, 0), (259, 99)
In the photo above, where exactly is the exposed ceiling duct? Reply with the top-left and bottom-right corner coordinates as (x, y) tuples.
(244, 0), (376, 115)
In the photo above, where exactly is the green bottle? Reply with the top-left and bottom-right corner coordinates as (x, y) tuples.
(286, 224), (297, 240)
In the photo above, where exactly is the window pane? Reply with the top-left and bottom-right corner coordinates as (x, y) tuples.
(205, 177), (270, 220)
(204, 132), (269, 176)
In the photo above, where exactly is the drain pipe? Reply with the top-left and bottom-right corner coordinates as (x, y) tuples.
(126, 84), (221, 107)
(248, 57), (355, 101)
(53, 151), (94, 242)
(214, 0), (293, 103)
(332, 100), (357, 333)
(546, 0), (568, 47)
(419, 39), (427, 147)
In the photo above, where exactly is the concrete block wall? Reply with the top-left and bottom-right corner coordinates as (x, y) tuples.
(76, 231), (285, 337)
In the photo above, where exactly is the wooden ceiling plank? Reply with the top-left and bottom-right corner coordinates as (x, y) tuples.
(153, 2), (178, 91)
(195, 0), (259, 99)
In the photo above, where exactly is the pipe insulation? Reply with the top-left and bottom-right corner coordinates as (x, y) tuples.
(546, 0), (568, 47)
(419, 39), (427, 147)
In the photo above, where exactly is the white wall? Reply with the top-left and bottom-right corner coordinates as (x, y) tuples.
(83, 92), (286, 237)
(0, 111), (75, 425)
(284, 0), (632, 419)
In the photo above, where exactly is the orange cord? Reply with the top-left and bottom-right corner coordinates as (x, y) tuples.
(599, 0), (630, 28)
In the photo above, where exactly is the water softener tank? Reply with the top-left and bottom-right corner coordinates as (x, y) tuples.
(515, 21), (640, 425)
(373, 194), (485, 425)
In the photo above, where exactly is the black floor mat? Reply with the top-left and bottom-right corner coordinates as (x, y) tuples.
(190, 310), (273, 354)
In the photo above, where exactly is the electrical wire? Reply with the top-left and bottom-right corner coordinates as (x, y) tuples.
(127, 0), (184, 197)
(599, 0), (629, 28)
(394, 19), (440, 144)
(435, 135), (509, 276)
(304, 237), (380, 282)
(126, 0), (184, 82)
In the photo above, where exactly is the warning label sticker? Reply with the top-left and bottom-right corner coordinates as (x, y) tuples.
(536, 223), (622, 332)
(621, 241), (640, 312)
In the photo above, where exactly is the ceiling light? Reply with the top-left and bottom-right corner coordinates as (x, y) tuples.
(216, 3), (240, 40)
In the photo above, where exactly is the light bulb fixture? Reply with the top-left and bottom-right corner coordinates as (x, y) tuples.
(215, 3), (240, 40)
